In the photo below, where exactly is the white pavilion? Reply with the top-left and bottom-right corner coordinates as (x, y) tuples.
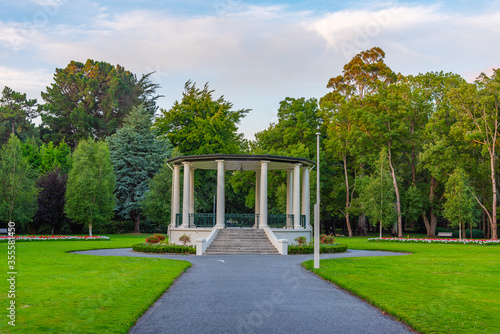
(167, 154), (314, 255)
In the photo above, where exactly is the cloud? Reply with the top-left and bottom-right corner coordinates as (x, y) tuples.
(0, 66), (52, 100)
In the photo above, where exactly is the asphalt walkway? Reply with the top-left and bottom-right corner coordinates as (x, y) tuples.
(75, 248), (413, 334)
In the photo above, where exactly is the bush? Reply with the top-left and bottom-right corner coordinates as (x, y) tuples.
(294, 236), (307, 246)
(320, 234), (336, 244)
(132, 243), (195, 254)
(145, 235), (160, 244)
(288, 244), (347, 254)
(93, 220), (135, 234)
(179, 234), (191, 246)
(154, 233), (166, 242)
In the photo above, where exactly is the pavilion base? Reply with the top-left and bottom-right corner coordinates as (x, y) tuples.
(169, 226), (312, 255)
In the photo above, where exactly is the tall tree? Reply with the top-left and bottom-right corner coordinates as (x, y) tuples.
(322, 47), (396, 236)
(0, 86), (38, 145)
(154, 80), (249, 155)
(443, 168), (479, 240)
(142, 160), (173, 225)
(358, 149), (397, 238)
(449, 69), (500, 240)
(0, 134), (39, 226)
(65, 139), (115, 236)
(40, 60), (161, 146)
(107, 105), (171, 233)
(33, 168), (67, 234)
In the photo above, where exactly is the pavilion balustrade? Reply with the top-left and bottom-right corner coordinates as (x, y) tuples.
(175, 213), (305, 229)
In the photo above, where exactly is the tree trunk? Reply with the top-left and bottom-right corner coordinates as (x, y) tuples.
(357, 214), (367, 236)
(89, 222), (93, 237)
(343, 155), (353, 237)
(489, 148), (498, 239)
(134, 213), (141, 233)
(379, 221), (382, 238)
(387, 145), (403, 238)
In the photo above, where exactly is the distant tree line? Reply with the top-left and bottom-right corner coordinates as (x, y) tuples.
(0, 49), (498, 239)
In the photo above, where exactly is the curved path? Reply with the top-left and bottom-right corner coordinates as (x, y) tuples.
(75, 248), (413, 334)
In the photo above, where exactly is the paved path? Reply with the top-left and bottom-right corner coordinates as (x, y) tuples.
(75, 249), (413, 334)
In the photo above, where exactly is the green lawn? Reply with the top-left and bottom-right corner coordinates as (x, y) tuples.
(0, 234), (190, 333)
(303, 236), (500, 334)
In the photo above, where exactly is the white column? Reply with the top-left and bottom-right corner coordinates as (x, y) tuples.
(255, 170), (261, 227)
(293, 163), (301, 229)
(302, 167), (311, 228)
(171, 164), (181, 226)
(286, 169), (293, 228)
(182, 162), (191, 227)
(190, 168), (195, 215)
(216, 160), (225, 228)
(260, 161), (269, 228)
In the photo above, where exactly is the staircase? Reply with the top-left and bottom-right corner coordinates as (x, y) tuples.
(204, 229), (279, 255)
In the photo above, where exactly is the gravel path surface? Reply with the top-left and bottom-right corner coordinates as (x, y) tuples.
(75, 248), (413, 334)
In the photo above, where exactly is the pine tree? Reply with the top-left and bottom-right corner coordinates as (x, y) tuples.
(107, 105), (171, 233)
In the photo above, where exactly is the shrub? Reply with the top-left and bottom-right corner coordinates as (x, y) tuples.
(154, 233), (166, 242)
(132, 243), (195, 254)
(452, 229), (484, 239)
(145, 235), (160, 244)
(179, 234), (191, 246)
(288, 244), (347, 254)
(295, 236), (307, 246)
(320, 234), (336, 244)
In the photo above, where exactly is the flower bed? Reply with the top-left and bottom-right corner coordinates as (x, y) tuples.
(0, 235), (110, 242)
(368, 237), (499, 245)
(288, 244), (348, 254)
(132, 243), (195, 254)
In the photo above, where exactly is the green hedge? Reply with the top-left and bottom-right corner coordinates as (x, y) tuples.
(132, 243), (195, 254)
(288, 244), (348, 254)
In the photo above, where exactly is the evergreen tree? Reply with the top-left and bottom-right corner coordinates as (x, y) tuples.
(0, 134), (39, 226)
(107, 105), (171, 233)
(142, 160), (173, 225)
(65, 139), (115, 236)
(0, 86), (38, 145)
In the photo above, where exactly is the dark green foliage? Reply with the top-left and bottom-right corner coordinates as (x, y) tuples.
(287, 244), (347, 254)
(40, 60), (161, 146)
(0, 86), (38, 145)
(32, 168), (67, 234)
(452, 229), (485, 239)
(154, 80), (249, 155)
(107, 105), (171, 232)
(92, 220), (135, 234)
(142, 162), (172, 224)
(0, 134), (39, 225)
(65, 139), (115, 235)
(132, 243), (195, 254)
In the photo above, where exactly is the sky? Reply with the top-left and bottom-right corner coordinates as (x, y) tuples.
(1, 0), (499, 139)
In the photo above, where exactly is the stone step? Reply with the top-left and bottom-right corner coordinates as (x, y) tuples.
(205, 228), (279, 255)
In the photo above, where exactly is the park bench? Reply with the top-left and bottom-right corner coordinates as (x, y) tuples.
(437, 232), (453, 237)
(0, 228), (8, 234)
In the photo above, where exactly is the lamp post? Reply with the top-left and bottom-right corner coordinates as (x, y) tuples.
(314, 131), (320, 269)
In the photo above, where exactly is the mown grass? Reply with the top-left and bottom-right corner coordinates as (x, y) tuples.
(0, 234), (190, 333)
(303, 236), (500, 334)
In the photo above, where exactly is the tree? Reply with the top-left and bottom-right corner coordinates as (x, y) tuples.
(65, 139), (115, 236)
(358, 149), (397, 238)
(142, 160), (173, 225)
(0, 86), (38, 145)
(33, 168), (67, 234)
(40, 140), (72, 174)
(154, 80), (249, 155)
(0, 134), (38, 226)
(40, 60), (161, 147)
(443, 168), (478, 240)
(449, 69), (500, 240)
(107, 105), (171, 233)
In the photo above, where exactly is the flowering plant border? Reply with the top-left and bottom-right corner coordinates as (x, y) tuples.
(368, 237), (499, 245)
(0, 235), (110, 243)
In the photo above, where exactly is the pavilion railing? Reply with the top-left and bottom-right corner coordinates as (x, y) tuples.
(267, 214), (293, 229)
(175, 213), (216, 228)
(225, 213), (259, 228)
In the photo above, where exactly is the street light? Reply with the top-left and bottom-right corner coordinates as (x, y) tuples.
(314, 131), (320, 269)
